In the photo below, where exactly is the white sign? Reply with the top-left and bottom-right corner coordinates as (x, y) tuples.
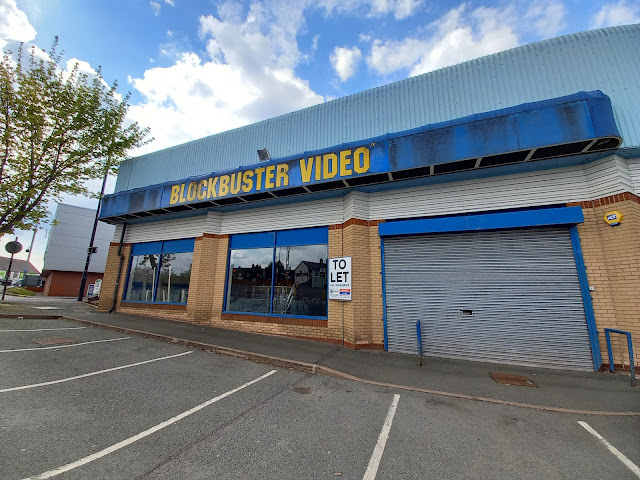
(94, 279), (102, 295)
(328, 256), (352, 301)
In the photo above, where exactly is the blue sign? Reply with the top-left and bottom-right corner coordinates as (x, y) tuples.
(99, 91), (622, 222)
(161, 143), (389, 208)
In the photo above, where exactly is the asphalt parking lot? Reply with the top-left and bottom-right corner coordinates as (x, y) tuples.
(1, 316), (639, 480)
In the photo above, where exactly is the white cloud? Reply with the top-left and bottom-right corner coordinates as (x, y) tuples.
(128, 1), (324, 154)
(164, 0), (175, 6)
(525, 2), (567, 37)
(366, 3), (554, 77)
(368, 38), (427, 75)
(330, 46), (362, 81)
(150, 1), (161, 16)
(0, 0), (36, 49)
(319, 0), (423, 19)
(409, 5), (519, 76)
(591, 0), (640, 28)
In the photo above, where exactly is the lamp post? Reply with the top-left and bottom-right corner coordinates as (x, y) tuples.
(21, 228), (37, 287)
(78, 163), (110, 302)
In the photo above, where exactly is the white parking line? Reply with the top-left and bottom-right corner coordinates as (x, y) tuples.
(0, 327), (87, 332)
(23, 369), (278, 479)
(363, 394), (400, 480)
(578, 421), (640, 478)
(0, 351), (193, 393)
(0, 337), (130, 353)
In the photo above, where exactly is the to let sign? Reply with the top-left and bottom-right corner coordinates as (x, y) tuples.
(329, 256), (352, 301)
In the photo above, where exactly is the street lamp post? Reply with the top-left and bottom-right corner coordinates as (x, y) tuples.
(77, 165), (110, 302)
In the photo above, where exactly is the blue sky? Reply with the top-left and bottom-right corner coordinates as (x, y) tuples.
(1, 0), (639, 271)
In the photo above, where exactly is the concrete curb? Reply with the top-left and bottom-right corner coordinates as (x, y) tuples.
(3, 314), (639, 417)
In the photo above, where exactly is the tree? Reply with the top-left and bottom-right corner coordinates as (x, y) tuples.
(0, 38), (151, 236)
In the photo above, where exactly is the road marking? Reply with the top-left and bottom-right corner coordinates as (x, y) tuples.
(0, 337), (130, 353)
(363, 394), (400, 480)
(0, 327), (87, 332)
(0, 351), (193, 393)
(578, 421), (640, 478)
(23, 369), (277, 479)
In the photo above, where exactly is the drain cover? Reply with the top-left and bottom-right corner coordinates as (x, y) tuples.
(489, 372), (538, 388)
(32, 337), (77, 346)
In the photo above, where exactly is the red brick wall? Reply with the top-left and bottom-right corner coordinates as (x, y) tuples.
(44, 271), (105, 297)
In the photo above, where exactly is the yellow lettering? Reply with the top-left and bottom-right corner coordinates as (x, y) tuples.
(300, 158), (314, 183)
(242, 170), (254, 193)
(170, 185), (180, 205)
(197, 180), (207, 200)
(186, 181), (197, 202)
(254, 167), (265, 191)
(315, 156), (322, 181)
(179, 183), (187, 203)
(276, 164), (289, 187)
(219, 175), (230, 197)
(339, 150), (352, 177)
(353, 147), (370, 174)
(206, 177), (218, 199)
(230, 173), (242, 194)
(264, 165), (276, 189)
(323, 153), (338, 179)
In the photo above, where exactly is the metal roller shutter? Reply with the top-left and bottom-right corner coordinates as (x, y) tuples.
(383, 227), (594, 371)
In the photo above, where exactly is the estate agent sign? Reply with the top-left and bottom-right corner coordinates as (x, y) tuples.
(328, 256), (352, 301)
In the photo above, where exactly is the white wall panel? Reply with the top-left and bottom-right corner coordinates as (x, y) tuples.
(369, 157), (628, 221)
(108, 156), (634, 243)
(220, 197), (344, 234)
(123, 214), (208, 243)
(43, 204), (115, 273)
(628, 158), (640, 195)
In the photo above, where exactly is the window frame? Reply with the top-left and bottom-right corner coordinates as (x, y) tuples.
(223, 227), (329, 320)
(123, 238), (195, 305)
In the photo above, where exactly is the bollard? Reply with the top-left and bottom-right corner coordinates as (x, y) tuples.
(416, 320), (423, 367)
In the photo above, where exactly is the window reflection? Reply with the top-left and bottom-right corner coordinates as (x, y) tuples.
(273, 245), (327, 317)
(226, 248), (273, 313)
(158, 252), (192, 303)
(125, 254), (159, 302)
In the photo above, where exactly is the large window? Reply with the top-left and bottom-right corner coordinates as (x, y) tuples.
(124, 239), (194, 304)
(225, 228), (328, 318)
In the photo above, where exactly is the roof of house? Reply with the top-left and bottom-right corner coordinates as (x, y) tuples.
(0, 257), (41, 275)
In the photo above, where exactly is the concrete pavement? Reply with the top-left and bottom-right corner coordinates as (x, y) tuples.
(1, 296), (638, 415)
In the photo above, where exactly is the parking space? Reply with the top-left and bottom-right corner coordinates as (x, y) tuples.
(1, 317), (638, 480)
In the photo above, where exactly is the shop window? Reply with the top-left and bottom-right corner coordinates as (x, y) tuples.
(124, 239), (194, 304)
(225, 227), (328, 318)
(125, 254), (159, 302)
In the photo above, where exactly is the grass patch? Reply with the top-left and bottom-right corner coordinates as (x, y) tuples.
(7, 286), (35, 296)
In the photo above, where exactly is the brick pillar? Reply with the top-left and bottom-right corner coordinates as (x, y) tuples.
(338, 220), (384, 349)
(97, 243), (131, 311)
(574, 194), (640, 369)
(187, 234), (229, 324)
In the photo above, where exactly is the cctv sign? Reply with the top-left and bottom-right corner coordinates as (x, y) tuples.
(329, 256), (351, 301)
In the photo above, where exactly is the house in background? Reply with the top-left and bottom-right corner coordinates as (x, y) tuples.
(42, 203), (115, 297)
(0, 257), (41, 286)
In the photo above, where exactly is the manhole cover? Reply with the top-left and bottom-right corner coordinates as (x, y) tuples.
(489, 372), (538, 388)
(32, 337), (77, 346)
(293, 387), (311, 394)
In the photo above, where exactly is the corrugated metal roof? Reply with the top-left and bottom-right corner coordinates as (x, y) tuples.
(116, 24), (640, 192)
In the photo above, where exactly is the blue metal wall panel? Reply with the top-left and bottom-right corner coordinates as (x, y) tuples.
(115, 25), (640, 193)
(378, 206), (584, 237)
(275, 227), (328, 246)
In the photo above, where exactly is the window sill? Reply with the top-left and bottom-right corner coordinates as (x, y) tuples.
(121, 302), (187, 311)
(221, 312), (328, 327)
